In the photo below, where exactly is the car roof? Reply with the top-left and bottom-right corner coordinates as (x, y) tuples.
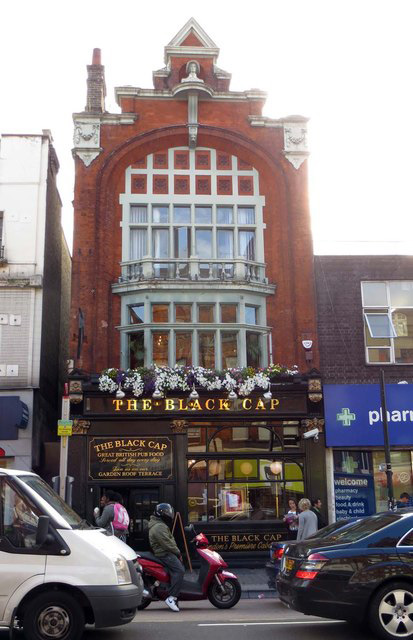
(0, 469), (37, 477)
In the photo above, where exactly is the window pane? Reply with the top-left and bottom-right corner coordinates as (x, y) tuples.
(209, 427), (276, 452)
(364, 324), (391, 347)
(393, 309), (413, 363)
(238, 207), (255, 224)
(130, 305), (144, 324)
(195, 207), (212, 224)
(188, 461), (207, 482)
(153, 206), (169, 223)
(188, 482), (207, 522)
(187, 426), (208, 452)
(367, 348), (391, 363)
(130, 205), (148, 223)
(221, 331), (238, 368)
(130, 229), (147, 260)
(245, 305), (257, 325)
(221, 304), (237, 323)
(130, 332), (144, 368)
(152, 229), (169, 258)
(175, 304), (192, 322)
(176, 332), (192, 366)
(217, 207), (233, 224)
(152, 304), (169, 323)
(208, 459), (233, 481)
(1, 481), (39, 548)
(196, 230), (212, 258)
(217, 230), (233, 259)
(364, 313), (396, 338)
(208, 481), (290, 521)
(246, 331), (261, 367)
(362, 282), (388, 306)
(239, 231), (255, 260)
(152, 331), (169, 366)
(174, 206), (191, 223)
(174, 227), (191, 259)
(333, 451), (373, 475)
(389, 282), (413, 307)
(198, 304), (214, 322)
(199, 331), (215, 367)
(373, 451), (413, 513)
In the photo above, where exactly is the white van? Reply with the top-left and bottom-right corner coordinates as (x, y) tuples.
(0, 469), (143, 640)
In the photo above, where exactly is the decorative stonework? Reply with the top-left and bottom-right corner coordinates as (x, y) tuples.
(308, 379), (322, 392)
(302, 417), (324, 432)
(170, 419), (188, 433)
(72, 419), (91, 435)
(283, 122), (309, 170)
(308, 393), (323, 403)
(73, 119), (102, 167)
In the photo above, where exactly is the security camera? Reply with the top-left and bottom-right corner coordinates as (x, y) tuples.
(303, 428), (319, 441)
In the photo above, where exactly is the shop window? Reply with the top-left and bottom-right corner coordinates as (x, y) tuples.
(152, 331), (169, 366)
(129, 332), (144, 368)
(188, 460), (207, 482)
(373, 450), (413, 512)
(152, 304), (169, 323)
(175, 304), (192, 323)
(129, 304), (144, 324)
(208, 426), (282, 453)
(333, 450), (372, 475)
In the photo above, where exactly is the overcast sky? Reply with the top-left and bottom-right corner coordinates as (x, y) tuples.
(1, 0), (412, 254)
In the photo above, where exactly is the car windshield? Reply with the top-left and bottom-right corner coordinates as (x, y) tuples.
(307, 519), (352, 539)
(17, 475), (91, 529)
(319, 513), (401, 544)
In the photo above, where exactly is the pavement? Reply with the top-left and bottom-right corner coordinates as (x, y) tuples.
(232, 567), (276, 599)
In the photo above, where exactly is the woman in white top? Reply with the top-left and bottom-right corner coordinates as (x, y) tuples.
(283, 498), (299, 540)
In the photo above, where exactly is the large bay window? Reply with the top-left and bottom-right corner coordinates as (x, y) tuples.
(362, 281), (413, 364)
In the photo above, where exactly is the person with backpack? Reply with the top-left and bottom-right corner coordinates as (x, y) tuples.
(94, 490), (129, 541)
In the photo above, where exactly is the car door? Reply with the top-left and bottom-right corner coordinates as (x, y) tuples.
(0, 478), (46, 622)
(396, 526), (413, 571)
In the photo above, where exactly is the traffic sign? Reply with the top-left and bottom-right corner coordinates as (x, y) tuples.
(58, 420), (73, 436)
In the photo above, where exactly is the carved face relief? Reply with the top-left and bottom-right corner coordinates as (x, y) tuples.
(73, 122), (100, 148)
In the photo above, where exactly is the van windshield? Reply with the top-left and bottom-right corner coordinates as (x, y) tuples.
(17, 475), (89, 529)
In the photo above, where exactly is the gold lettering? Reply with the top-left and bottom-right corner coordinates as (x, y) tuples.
(270, 398), (280, 410)
(219, 399), (231, 411)
(255, 398), (266, 411)
(127, 399), (138, 411)
(178, 399), (188, 411)
(242, 398), (252, 410)
(205, 398), (215, 411)
(142, 399), (152, 411)
(165, 398), (175, 411)
(113, 399), (124, 411)
(190, 399), (202, 411)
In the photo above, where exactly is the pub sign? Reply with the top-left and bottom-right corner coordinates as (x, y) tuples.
(89, 436), (173, 480)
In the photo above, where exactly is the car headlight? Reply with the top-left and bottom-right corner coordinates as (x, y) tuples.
(114, 555), (132, 585)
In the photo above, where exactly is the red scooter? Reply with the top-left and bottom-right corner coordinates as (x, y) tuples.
(135, 527), (241, 609)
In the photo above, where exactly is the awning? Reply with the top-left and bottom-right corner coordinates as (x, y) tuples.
(0, 396), (29, 440)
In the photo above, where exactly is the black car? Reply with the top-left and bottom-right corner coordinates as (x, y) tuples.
(266, 518), (360, 588)
(276, 510), (413, 640)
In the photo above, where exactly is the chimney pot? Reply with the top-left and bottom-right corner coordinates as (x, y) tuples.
(92, 48), (101, 65)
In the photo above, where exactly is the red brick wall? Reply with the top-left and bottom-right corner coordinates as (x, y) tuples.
(71, 97), (318, 374)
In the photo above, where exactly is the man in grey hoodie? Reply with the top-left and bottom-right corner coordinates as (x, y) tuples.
(148, 503), (185, 612)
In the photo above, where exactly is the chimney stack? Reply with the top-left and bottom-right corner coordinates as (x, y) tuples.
(86, 48), (106, 113)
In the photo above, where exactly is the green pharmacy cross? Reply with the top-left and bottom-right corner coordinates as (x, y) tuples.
(336, 407), (356, 427)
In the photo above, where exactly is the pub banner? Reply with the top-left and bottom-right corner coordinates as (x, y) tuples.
(88, 436), (173, 480)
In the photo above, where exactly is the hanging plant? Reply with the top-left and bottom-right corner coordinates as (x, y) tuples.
(98, 364), (299, 399)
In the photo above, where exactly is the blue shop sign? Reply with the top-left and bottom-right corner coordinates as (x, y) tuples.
(324, 384), (413, 447)
(334, 473), (376, 518)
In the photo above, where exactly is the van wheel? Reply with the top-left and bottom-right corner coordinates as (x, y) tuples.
(23, 591), (85, 640)
(369, 581), (413, 640)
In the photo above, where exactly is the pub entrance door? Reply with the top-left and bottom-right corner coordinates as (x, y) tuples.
(128, 486), (160, 550)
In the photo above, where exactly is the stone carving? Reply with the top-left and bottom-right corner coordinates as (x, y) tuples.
(302, 417), (324, 431)
(182, 60), (204, 84)
(170, 420), (188, 433)
(73, 119), (102, 167)
(72, 419), (91, 435)
(308, 393), (323, 403)
(283, 122), (309, 170)
(308, 379), (322, 392)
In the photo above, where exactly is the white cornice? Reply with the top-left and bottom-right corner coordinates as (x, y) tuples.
(72, 112), (137, 125)
(167, 18), (218, 49)
(114, 87), (266, 104)
(248, 116), (283, 128)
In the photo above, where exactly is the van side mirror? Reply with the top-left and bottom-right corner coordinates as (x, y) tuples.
(36, 515), (50, 546)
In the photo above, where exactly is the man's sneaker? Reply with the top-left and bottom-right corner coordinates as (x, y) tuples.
(165, 596), (179, 612)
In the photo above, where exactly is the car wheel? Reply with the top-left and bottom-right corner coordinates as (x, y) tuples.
(369, 581), (413, 640)
(23, 591), (85, 640)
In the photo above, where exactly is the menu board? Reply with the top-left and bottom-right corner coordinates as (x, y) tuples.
(88, 437), (173, 480)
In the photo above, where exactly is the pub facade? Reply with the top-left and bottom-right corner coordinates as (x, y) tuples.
(68, 19), (325, 562)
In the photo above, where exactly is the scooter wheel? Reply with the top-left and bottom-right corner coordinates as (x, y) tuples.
(208, 578), (241, 609)
(137, 596), (152, 610)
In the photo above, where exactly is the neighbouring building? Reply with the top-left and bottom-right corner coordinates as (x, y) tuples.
(315, 255), (413, 522)
(68, 19), (325, 562)
(0, 131), (71, 471)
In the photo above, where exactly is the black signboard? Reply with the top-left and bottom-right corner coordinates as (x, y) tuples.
(206, 530), (285, 552)
(88, 436), (173, 480)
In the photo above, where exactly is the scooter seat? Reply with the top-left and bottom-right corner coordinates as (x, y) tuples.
(137, 551), (167, 566)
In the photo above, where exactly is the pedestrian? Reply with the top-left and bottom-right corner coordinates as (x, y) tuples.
(94, 489), (129, 539)
(311, 498), (327, 529)
(148, 503), (185, 612)
(397, 492), (413, 508)
(112, 492), (130, 542)
(283, 498), (299, 540)
(296, 498), (318, 541)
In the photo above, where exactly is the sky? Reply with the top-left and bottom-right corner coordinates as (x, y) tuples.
(1, 0), (412, 255)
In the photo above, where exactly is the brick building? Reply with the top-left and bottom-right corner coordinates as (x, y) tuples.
(315, 255), (413, 521)
(68, 19), (325, 561)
